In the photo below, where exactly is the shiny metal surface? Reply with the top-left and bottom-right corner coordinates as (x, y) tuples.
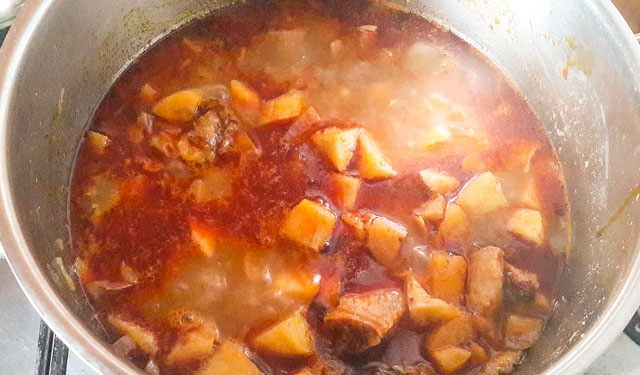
(0, 0), (25, 29)
(1, 1), (640, 375)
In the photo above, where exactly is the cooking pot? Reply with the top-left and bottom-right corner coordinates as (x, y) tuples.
(2, 0), (640, 374)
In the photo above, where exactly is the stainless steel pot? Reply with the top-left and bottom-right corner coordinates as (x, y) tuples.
(1, 1), (640, 374)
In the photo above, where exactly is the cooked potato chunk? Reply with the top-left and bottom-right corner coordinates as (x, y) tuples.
(506, 208), (544, 245)
(331, 173), (361, 210)
(153, 90), (203, 122)
(312, 127), (360, 172)
(426, 252), (467, 304)
(478, 351), (523, 375)
(190, 220), (217, 257)
(517, 176), (541, 210)
(260, 90), (305, 126)
(456, 172), (508, 218)
(422, 125), (452, 150)
(254, 309), (313, 356)
(195, 340), (263, 375)
(139, 83), (158, 102)
(461, 153), (487, 174)
(189, 167), (233, 203)
(281, 199), (336, 252)
(469, 342), (488, 363)
(467, 246), (504, 315)
(508, 142), (538, 173)
(367, 216), (408, 266)
(417, 194), (446, 221)
(324, 289), (405, 353)
(230, 80), (260, 124)
(107, 315), (158, 355)
(88, 131), (110, 154)
(231, 131), (262, 158)
(84, 175), (121, 223)
(357, 130), (397, 179)
(419, 169), (459, 194)
(166, 321), (220, 365)
(406, 276), (460, 325)
(272, 271), (321, 303)
(431, 346), (471, 373)
(426, 315), (475, 353)
(503, 314), (543, 350)
(439, 203), (470, 242)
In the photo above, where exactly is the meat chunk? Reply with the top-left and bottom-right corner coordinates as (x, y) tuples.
(324, 289), (405, 353)
(467, 246), (504, 315)
(503, 314), (543, 350)
(477, 351), (523, 375)
(341, 211), (376, 240)
(254, 308), (313, 356)
(504, 263), (539, 301)
(193, 101), (240, 156)
(280, 199), (337, 252)
(511, 291), (553, 317)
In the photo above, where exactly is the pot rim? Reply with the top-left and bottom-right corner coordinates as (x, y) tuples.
(1, 1), (640, 375)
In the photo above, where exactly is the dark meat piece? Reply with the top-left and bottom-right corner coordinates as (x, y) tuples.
(324, 289), (405, 354)
(381, 330), (427, 367)
(478, 351), (523, 375)
(193, 99), (240, 155)
(504, 263), (539, 302)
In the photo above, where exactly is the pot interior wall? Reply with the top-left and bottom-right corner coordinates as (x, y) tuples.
(4, 0), (640, 373)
